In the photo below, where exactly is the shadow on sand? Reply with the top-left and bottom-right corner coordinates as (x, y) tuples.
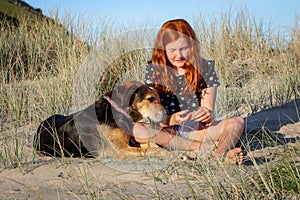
(242, 99), (300, 165)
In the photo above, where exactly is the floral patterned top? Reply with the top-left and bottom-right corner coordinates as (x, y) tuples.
(144, 58), (220, 115)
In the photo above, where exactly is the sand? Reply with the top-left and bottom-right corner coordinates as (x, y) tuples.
(0, 100), (299, 199)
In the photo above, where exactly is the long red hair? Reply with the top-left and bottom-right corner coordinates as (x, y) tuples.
(151, 19), (202, 94)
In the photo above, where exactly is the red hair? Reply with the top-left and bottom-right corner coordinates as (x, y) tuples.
(151, 19), (202, 94)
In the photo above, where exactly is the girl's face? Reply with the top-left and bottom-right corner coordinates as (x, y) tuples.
(165, 37), (191, 69)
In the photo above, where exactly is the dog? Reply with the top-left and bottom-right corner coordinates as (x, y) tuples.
(33, 81), (171, 159)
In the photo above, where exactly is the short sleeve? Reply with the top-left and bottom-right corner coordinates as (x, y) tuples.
(201, 58), (220, 88)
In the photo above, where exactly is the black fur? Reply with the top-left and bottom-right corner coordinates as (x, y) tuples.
(33, 81), (149, 158)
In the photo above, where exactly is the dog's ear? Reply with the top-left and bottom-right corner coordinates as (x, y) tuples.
(111, 81), (143, 108)
(108, 81), (144, 135)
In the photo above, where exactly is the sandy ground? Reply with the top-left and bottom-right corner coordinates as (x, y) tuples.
(0, 100), (299, 199)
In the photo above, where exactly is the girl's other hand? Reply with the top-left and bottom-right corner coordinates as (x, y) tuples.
(169, 110), (193, 125)
(191, 106), (212, 124)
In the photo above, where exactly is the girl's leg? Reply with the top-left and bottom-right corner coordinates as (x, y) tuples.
(132, 123), (202, 151)
(207, 117), (244, 153)
(189, 117), (245, 164)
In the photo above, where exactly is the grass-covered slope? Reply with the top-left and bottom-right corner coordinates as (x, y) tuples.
(0, 0), (44, 25)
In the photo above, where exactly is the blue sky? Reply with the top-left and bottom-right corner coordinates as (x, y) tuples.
(25, 0), (299, 30)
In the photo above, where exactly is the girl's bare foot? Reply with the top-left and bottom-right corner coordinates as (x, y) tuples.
(223, 148), (243, 165)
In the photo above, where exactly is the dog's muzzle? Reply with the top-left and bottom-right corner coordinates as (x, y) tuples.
(147, 105), (167, 124)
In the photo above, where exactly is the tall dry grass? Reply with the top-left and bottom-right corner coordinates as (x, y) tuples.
(0, 8), (299, 199)
(194, 9), (300, 116)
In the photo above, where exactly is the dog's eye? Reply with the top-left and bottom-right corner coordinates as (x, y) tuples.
(147, 97), (155, 102)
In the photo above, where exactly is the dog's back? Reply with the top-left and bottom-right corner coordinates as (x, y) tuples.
(34, 114), (91, 157)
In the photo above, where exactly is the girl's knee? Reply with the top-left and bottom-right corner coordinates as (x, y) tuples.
(234, 117), (245, 136)
(235, 116), (245, 130)
(224, 117), (245, 135)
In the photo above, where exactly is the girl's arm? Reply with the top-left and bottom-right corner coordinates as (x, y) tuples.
(191, 87), (217, 124)
(201, 86), (217, 112)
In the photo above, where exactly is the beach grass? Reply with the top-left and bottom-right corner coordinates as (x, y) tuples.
(0, 7), (299, 199)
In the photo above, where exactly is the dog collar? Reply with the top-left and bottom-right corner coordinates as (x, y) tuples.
(103, 96), (132, 119)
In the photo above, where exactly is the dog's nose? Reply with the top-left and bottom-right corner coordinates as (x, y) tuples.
(154, 110), (167, 123)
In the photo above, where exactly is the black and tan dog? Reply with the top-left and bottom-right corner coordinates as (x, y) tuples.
(33, 81), (170, 159)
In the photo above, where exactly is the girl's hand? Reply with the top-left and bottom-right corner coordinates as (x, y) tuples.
(191, 106), (213, 124)
(168, 110), (193, 126)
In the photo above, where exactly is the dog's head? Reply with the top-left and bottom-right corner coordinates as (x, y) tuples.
(110, 81), (166, 124)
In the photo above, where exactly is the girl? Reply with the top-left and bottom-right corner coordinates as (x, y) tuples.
(132, 19), (244, 164)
